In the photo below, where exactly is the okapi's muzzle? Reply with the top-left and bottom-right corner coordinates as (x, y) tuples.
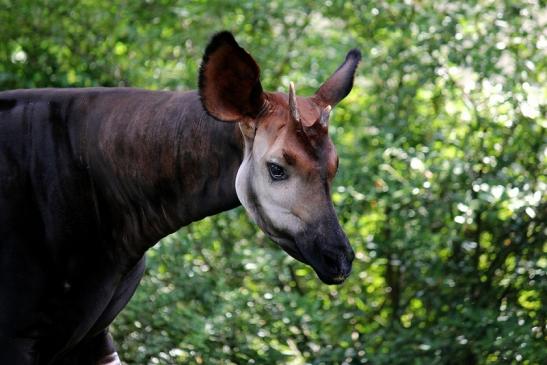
(291, 216), (355, 285)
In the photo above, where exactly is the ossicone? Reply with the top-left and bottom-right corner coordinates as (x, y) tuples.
(287, 81), (332, 153)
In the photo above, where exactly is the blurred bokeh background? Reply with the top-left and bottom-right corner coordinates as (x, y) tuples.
(1, 1), (545, 364)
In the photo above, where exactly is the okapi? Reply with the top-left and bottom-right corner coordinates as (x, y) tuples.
(0, 32), (360, 364)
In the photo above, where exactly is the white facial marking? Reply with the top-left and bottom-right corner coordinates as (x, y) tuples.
(98, 352), (121, 365)
(236, 124), (314, 241)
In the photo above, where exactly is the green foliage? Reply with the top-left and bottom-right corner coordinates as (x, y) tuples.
(2, 1), (545, 364)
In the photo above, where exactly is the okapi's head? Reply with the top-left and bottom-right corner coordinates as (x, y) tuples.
(199, 32), (359, 285)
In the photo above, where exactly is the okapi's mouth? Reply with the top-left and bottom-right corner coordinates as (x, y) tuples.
(268, 232), (354, 285)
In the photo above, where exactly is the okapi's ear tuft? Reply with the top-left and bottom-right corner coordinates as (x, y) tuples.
(314, 48), (361, 108)
(199, 31), (265, 122)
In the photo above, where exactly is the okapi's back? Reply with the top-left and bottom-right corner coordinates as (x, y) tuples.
(0, 87), (182, 175)
(0, 87), (185, 241)
(0, 88), (94, 214)
(0, 87), (187, 363)
(0, 88), (99, 273)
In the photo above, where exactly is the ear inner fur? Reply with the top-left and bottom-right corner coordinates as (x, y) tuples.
(314, 49), (361, 108)
(198, 31), (265, 122)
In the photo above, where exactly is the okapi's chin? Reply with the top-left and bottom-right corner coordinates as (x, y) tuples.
(302, 252), (352, 285)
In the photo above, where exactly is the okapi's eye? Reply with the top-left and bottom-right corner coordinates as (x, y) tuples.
(267, 162), (287, 181)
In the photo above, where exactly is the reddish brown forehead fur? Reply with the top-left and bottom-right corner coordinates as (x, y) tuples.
(261, 92), (338, 181)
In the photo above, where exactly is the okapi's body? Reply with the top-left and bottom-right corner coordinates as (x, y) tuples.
(0, 32), (360, 364)
(0, 88), (242, 364)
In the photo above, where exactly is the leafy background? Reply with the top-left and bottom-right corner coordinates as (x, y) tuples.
(1, 0), (545, 364)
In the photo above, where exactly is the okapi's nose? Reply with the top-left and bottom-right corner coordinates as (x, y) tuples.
(299, 226), (355, 285)
(320, 239), (354, 283)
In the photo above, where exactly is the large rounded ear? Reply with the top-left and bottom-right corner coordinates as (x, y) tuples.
(199, 31), (265, 122)
(314, 49), (361, 108)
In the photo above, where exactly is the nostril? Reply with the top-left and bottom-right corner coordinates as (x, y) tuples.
(347, 248), (355, 262)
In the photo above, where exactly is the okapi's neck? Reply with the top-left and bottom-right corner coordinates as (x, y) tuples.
(86, 90), (243, 259)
